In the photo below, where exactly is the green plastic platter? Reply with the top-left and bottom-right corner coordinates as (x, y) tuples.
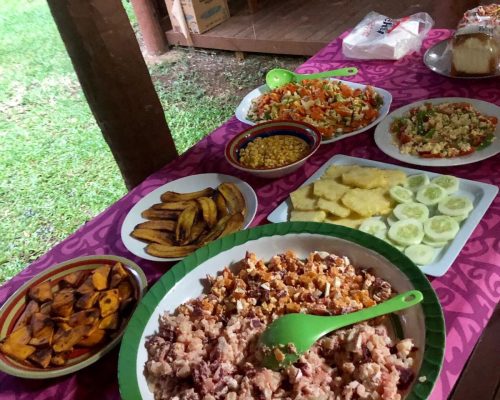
(118, 222), (445, 400)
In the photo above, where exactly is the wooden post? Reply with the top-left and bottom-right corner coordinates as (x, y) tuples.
(47, 0), (178, 190)
(130, 0), (169, 55)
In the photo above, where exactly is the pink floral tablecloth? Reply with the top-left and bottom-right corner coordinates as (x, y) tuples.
(1, 29), (499, 399)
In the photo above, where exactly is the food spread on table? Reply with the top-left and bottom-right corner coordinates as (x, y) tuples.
(144, 251), (417, 399)
(390, 102), (498, 158)
(131, 183), (246, 258)
(0, 262), (136, 368)
(3, 12), (500, 400)
(246, 79), (383, 139)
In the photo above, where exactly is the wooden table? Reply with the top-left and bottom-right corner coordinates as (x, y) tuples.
(1, 29), (499, 400)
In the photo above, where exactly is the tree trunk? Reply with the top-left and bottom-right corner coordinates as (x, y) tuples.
(47, 0), (178, 189)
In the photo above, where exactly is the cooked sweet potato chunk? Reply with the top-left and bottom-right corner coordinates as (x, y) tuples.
(6, 325), (32, 345)
(29, 281), (53, 303)
(78, 329), (106, 347)
(0, 341), (36, 362)
(39, 302), (52, 315)
(0, 325), (35, 361)
(112, 262), (128, 279)
(76, 276), (95, 295)
(98, 313), (119, 330)
(91, 265), (110, 291)
(118, 280), (133, 301)
(99, 289), (120, 317)
(29, 323), (54, 347)
(52, 289), (75, 318)
(30, 313), (52, 336)
(50, 351), (70, 366)
(68, 309), (100, 327)
(52, 325), (91, 353)
(60, 271), (84, 288)
(29, 347), (52, 368)
(14, 300), (39, 330)
(75, 291), (99, 310)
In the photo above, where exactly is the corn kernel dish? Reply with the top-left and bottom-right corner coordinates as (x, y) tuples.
(145, 251), (417, 399)
(238, 135), (310, 169)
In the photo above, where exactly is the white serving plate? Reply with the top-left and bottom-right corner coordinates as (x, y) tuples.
(235, 80), (393, 144)
(120, 173), (258, 262)
(267, 154), (498, 277)
(374, 97), (500, 167)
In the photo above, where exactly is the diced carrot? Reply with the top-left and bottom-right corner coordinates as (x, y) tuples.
(340, 84), (353, 97)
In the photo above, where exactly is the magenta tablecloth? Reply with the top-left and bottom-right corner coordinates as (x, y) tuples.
(1, 29), (499, 399)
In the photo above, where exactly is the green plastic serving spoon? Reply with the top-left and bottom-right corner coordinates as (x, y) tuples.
(259, 289), (423, 370)
(265, 67), (358, 89)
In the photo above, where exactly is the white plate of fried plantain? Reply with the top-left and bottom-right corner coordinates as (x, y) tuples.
(121, 174), (258, 261)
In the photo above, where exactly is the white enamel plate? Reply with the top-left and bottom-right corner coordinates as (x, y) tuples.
(120, 173), (258, 262)
(235, 79), (393, 144)
(374, 97), (500, 167)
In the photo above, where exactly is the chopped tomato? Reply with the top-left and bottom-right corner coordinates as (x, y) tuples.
(398, 132), (412, 144)
(418, 152), (444, 158)
(340, 84), (353, 97)
(459, 148), (475, 156)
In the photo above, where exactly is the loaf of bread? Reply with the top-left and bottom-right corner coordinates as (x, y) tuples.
(450, 4), (500, 76)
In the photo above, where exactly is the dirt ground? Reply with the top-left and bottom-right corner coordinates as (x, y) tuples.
(147, 46), (308, 107)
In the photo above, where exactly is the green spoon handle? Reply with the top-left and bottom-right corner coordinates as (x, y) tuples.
(296, 67), (358, 79)
(316, 290), (423, 336)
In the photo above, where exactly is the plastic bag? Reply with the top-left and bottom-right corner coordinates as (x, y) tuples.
(342, 12), (434, 60)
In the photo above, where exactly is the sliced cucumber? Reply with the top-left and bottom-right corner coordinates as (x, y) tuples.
(389, 186), (413, 203)
(388, 218), (424, 246)
(382, 235), (406, 252)
(416, 184), (447, 206)
(387, 213), (399, 226)
(452, 213), (470, 223)
(393, 202), (429, 223)
(438, 195), (473, 217)
(405, 174), (430, 192)
(432, 175), (459, 194)
(422, 235), (449, 248)
(423, 215), (459, 242)
(359, 218), (387, 239)
(405, 244), (436, 265)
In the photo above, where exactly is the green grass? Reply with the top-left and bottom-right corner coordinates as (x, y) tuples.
(0, 0), (233, 284)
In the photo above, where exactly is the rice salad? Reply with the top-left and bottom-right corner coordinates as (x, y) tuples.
(390, 102), (497, 158)
(247, 80), (383, 139)
(145, 251), (417, 400)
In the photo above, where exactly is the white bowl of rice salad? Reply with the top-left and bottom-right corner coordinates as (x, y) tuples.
(374, 97), (500, 167)
(236, 79), (393, 144)
(118, 222), (445, 400)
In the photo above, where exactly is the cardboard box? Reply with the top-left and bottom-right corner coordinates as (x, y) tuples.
(166, 0), (230, 35)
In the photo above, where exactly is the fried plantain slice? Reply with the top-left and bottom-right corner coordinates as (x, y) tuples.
(197, 214), (232, 245)
(214, 191), (228, 218)
(146, 243), (200, 258)
(197, 196), (218, 228)
(219, 212), (244, 238)
(141, 209), (180, 221)
(152, 200), (196, 211)
(131, 228), (174, 245)
(135, 220), (176, 231)
(217, 183), (246, 216)
(175, 204), (199, 244)
(160, 187), (215, 203)
(186, 220), (207, 244)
